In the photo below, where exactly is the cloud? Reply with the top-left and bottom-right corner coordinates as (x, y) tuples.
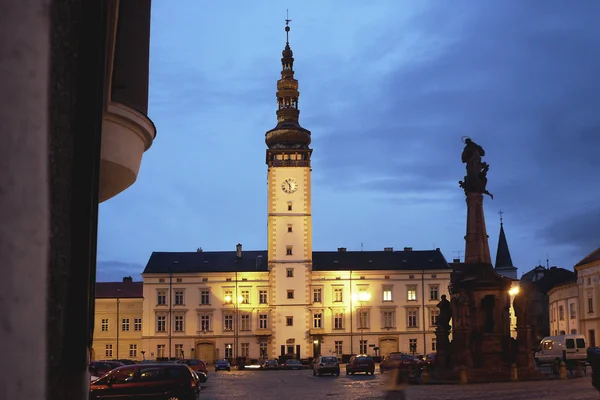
(96, 260), (145, 282)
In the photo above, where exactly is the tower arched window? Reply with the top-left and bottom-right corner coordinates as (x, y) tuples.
(287, 202), (293, 211)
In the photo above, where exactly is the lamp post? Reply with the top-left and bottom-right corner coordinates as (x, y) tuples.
(357, 291), (371, 354)
(170, 261), (178, 360)
(116, 288), (121, 360)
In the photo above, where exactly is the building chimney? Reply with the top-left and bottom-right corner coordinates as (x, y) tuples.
(337, 247), (347, 252)
(197, 247), (203, 252)
(123, 276), (133, 283)
(404, 247), (413, 251)
(236, 243), (242, 258)
(384, 247), (393, 252)
(453, 258), (461, 263)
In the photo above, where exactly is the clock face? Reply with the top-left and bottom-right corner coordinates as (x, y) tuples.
(281, 177), (298, 194)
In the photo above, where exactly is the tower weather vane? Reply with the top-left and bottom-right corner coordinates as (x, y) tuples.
(285, 9), (292, 43)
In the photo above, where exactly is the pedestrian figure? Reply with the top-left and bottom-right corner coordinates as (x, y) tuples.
(385, 366), (409, 400)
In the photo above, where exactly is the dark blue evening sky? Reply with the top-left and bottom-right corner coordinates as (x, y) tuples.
(96, 1), (600, 282)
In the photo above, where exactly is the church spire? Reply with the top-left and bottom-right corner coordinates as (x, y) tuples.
(265, 14), (311, 153)
(495, 211), (517, 278)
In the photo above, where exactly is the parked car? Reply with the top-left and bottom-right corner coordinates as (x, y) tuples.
(346, 355), (375, 375)
(176, 359), (208, 375)
(283, 359), (303, 370)
(90, 363), (201, 400)
(261, 359), (280, 370)
(379, 353), (420, 373)
(89, 361), (117, 378)
(313, 355), (340, 376)
(215, 359), (231, 372)
(534, 334), (587, 366)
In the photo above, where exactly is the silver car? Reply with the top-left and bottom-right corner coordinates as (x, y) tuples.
(313, 356), (340, 376)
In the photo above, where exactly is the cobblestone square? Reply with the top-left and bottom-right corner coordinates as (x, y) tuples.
(199, 369), (599, 400)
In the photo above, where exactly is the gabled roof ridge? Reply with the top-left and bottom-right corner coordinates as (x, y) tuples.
(575, 247), (600, 267)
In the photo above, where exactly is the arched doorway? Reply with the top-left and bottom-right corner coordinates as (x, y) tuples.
(195, 341), (216, 365)
(379, 337), (399, 357)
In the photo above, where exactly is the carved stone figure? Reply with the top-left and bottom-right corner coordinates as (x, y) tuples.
(513, 290), (530, 327)
(436, 294), (452, 331)
(454, 290), (470, 328)
(458, 137), (493, 197)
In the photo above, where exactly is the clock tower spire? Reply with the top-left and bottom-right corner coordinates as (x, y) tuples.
(265, 16), (313, 360)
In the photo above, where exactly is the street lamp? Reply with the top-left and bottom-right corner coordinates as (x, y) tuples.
(116, 288), (121, 360)
(356, 291), (371, 355)
(169, 261), (178, 360)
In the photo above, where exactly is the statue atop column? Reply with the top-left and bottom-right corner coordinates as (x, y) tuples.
(459, 137), (493, 198)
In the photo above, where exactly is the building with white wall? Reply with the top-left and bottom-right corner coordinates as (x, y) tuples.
(548, 281), (579, 336)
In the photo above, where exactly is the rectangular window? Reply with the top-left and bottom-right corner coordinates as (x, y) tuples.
(359, 340), (367, 354)
(334, 312), (344, 329)
(121, 318), (130, 332)
(241, 314), (250, 331)
(175, 344), (183, 358)
(241, 289), (250, 304)
(200, 315), (210, 331)
(129, 344), (137, 358)
(287, 345), (294, 354)
(157, 344), (165, 358)
(225, 344), (233, 359)
(382, 311), (394, 328)
(359, 311), (369, 329)
(287, 290), (294, 299)
(134, 318), (142, 331)
(334, 341), (343, 354)
(313, 288), (322, 303)
(174, 315), (184, 332)
(259, 290), (268, 304)
(101, 318), (109, 332)
(570, 303), (577, 319)
(157, 290), (167, 305)
(174, 290), (184, 305)
(224, 289), (233, 304)
(156, 315), (166, 332)
(260, 342), (268, 358)
(313, 313), (323, 329)
(201, 290), (210, 305)
(286, 247), (293, 256)
(286, 316), (293, 326)
(409, 338), (417, 354)
(287, 225), (293, 232)
(559, 305), (565, 321)
(287, 203), (293, 211)
(286, 268), (294, 277)
(383, 287), (392, 302)
(334, 288), (343, 302)
(429, 285), (439, 301)
(259, 314), (268, 329)
(224, 315), (233, 331)
(430, 309), (439, 327)
(408, 310), (418, 328)
(241, 343), (249, 358)
(589, 297), (594, 313)
(407, 286), (417, 301)
(431, 338), (437, 351)
(105, 344), (113, 358)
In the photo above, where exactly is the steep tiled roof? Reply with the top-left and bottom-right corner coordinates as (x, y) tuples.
(95, 279), (143, 298)
(495, 223), (516, 271)
(142, 249), (451, 274)
(575, 247), (600, 267)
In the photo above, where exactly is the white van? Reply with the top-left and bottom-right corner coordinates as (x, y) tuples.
(534, 334), (587, 366)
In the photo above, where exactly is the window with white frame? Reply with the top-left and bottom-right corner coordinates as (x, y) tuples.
(570, 303), (577, 319)
(409, 338), (417, 354)
(559, 305), (565, 320)
(259, 314), (268, 329)
(358, 310), (369, 329)
(334, 341), (343, 354)
(224, 289), (233, 304)
(174, 290), (184, 305)
(313, 313), (323, 329)
(359, 340), (367, 354)
(241, 289), (250, 304)
(134, 318), (142, 331)
(241, 343), (249, 358)
(224, 314), (233, 331)
(241, 314), (250, 330)
(129, 344), (137, 357)
(334, 287), (343, 302)
(382, 310), (395, 328)
(200, 315), (211, 331)
(175, 344), (183, 358)
(383, 286), (393, 302)
(101, 318), (109, 332)
(157, 344), (165, 358)
(286, 316), (293, 326)
(286, 268), (294, 277)
(407, 286), (417, 301)
(259, 290), (268, 304)
(224, 344), (233, 359)
(286, 246), (293, 256)
(334, 312), (344, 329)
(430, 309), (439, 327)
(157, 290), (167, 305)
(407, 309), (418, 328)
(174, 315), (184, 332)
(200, 290), (210, 305)
(122, 318), (130, 331)
(156, 315), (166, 332)
(259, 342), (267, 357)
(313, 288), (322, 303)
(429, 285), (439, 301)
(105, 344), (113, 358)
